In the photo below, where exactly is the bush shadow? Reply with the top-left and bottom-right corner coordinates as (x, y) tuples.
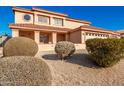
(42, 51), (100, 69)
(66, 53), (100, 69)
(42, 54), (59, 60)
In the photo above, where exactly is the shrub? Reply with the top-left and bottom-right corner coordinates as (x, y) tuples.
(0, 56), (52, 85)
(3, 37), (38, 57)
(86, 38), (122, 67)
(55, 41), (75, 60)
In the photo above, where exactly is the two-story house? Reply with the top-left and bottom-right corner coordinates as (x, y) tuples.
(9, 7), (119, 50)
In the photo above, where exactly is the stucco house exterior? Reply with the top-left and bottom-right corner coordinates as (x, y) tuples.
(9, 7), (119, 51)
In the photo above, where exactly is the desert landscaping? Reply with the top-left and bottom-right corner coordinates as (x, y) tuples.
(0, 48), (124, 85)
(0, 37), (124, 86)
(37, 50), (124, 86)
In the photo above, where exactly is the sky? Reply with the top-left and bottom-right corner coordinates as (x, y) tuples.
(1, 6), (124, 36)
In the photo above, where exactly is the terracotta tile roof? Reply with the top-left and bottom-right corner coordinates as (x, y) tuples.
(9, 24), (71, 33)
(9, 23), (118, 35)
(32, 7), (68, 17)
(70, 25), (118, 35)
(66, 17), (91, 24)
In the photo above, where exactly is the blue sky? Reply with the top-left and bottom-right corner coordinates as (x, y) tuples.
(0, 6), (124, 36)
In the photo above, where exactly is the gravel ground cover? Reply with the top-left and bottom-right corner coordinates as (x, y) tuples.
(37, 50), (124, 86)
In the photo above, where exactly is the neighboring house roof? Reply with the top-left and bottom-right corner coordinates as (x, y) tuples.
(116, 30), (124, 34)
(9, 24), (71, 33)
(70, 25), (118, 35)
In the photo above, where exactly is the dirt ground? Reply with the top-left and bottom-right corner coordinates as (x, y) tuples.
(37, 50), (124, 86)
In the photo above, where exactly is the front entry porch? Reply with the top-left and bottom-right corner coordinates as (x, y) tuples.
(11, 29), (86, 51)
(12, 29), (67, 44)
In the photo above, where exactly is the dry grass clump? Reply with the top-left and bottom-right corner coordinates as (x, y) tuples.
(3, 37), (38, 57)
(0, 56), (52, 85)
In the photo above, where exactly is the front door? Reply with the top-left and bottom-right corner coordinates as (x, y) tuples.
(40, 33), (49, 44)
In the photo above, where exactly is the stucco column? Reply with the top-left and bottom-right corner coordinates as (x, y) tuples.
(81, 31), (86, 44)
(12, 29), (19, 37)
(65, 34), (68, 41)
(52, 32), (57, 44)
(63, 18), (66, 27)
(34, 31), (40, 44)
(50, 17), (53, 26)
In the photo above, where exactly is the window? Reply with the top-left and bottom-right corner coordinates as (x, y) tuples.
(24, 14), (31, 21)
(53, 18), (63, 26)
(38, 16), (49, 24)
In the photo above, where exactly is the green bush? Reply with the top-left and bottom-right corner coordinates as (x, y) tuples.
(55, 41), (75, 60)
(3, 37), (38, 57)
(86, 38), (122, 67)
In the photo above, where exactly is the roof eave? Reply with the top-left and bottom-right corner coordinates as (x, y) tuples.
(32, 7), (68, 17)
(9, 24), (68, 33)
(12, 7), (34, 14)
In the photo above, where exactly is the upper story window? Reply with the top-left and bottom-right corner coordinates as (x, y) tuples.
(53, 18), (63, 26)
(38, 16), (49, 24)
(23, 14), (31, 21)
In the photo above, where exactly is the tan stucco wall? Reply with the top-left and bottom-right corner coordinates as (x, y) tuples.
(14, 11), (88, 29)
(38, 44), (86, 51)
(15, 11), (34, 24)
(64, 20), (87, 29)
(52, 32), (57, 44)
(69, 31), (81, 43)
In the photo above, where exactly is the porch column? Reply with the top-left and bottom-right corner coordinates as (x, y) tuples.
(65, 34), (69, 41)
(12, 29), (19, 37)
(52, 32), (57, 44)
(34, 31), (40, 44)
(81, 31), (86, 44)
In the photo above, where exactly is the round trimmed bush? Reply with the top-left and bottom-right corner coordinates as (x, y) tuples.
(3, 37), (38, 57)
(55, 41), (75, 60)
(0, 56), (52, 85)
(86, 38), (122, 67)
